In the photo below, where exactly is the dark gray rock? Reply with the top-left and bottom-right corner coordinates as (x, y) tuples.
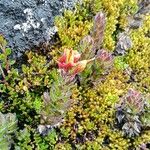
(0, 0), (78, 57)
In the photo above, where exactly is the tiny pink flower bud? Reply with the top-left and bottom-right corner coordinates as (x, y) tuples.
(125, 89), (145, 112)
(97, 49), (113, 62)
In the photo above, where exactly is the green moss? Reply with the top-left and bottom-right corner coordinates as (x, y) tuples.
(126, 15), (150, 92)
(57, 69), (130, 147)
(55, 3), (93, 48)
(133, 130), (150, 148)
(55, 0), (138, 51)
(0, 0), (150, 149)
(56, 88), (128, 149)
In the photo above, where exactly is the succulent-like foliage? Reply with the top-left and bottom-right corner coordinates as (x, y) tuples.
(0, 51), (54, 126)
(141, 96), (150, 127)
(79, 11), (106, 59)
(55, 2), (93, 48)
(114, 56), (129, 71)
(40, 69), (77, 127)
(15, 126), (58, 150)
(79, 49), (113, 86)
(133, 130), (150, 150)
(15, 127), (33, 150)
(76, 11), (113, 86)
(0, 0), (150, 149)
(92, 12), (106, 51)
(55, 0), (138, 51)
(126, 15), (150, 93)
(0, 113), (17, 149)
(96, 49), (113, 68)
(116, 89), (149, 137)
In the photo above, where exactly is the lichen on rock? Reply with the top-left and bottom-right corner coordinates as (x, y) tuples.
(0, 0), (79, 57)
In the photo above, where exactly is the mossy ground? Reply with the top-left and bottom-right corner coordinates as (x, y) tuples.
(0, 0), (150, 149)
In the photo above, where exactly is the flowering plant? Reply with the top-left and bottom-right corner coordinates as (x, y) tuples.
(116, 89), (148, 137)
(57, 48), (95, 77)
(57, 12), (113, 83)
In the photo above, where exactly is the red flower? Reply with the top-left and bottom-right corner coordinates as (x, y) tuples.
(72, 58), (95, 75)
(57, 49), (95, 76)
(58, 48), (81, 71)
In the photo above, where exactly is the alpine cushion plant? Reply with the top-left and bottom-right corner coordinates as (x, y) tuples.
(96, 49), (113, 70)
(116, 89), (149, 137)
(0, 113), (17, 149)
(79, 11), (106, 60)
(56, 12), (114, 86)
(0, 0), (149, 148)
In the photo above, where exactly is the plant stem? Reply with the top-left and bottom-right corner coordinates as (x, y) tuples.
(0, 64), (6, 79)
(87, 57), (96, 63)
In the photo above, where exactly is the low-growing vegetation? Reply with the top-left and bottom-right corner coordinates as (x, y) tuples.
(0, 0), (150, 149)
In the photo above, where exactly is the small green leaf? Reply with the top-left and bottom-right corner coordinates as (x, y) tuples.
(9, 60), (15, 65)
(114, 56), (128, 70)
(0, 54), (6, 61)
(5, 48), (11, 55)
(0, 35), (7, 49)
